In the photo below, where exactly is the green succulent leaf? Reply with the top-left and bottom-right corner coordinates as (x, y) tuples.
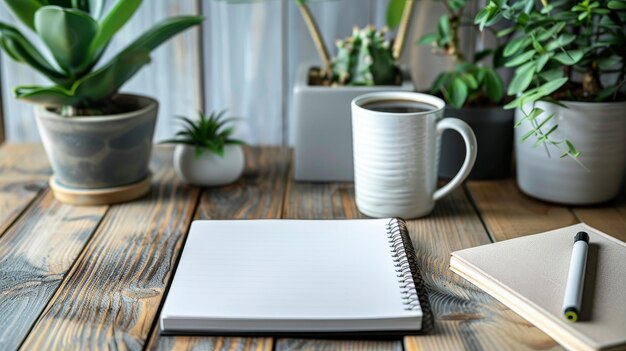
(14, 85), (81, 106)
(88, 0), (143, 60)
(121, 15), (204, 52)
(165, 111), (245, 158)
(34, 6), (99, 74)
(71, 0), (105, 18)
(73, 48), (151, 103)
(0, 22), (70, 86)
(4, 0), (44, 30)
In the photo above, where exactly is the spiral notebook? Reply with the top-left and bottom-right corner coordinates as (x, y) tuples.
(160, 218), (432, 336)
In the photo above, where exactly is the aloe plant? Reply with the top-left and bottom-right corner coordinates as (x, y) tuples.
(0, 0), (203, 116)
(164, 111), (245, 158)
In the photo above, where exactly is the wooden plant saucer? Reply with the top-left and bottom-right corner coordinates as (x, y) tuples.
(49, 173), (152, 206)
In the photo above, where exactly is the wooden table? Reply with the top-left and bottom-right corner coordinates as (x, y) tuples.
(1, 144), (624, 351)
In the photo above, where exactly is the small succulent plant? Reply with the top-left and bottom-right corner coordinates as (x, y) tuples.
(164, 111), (245, 158)
(331, 26), (399, 86)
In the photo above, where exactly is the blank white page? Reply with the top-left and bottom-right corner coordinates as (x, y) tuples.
(161, 219), (421, 324)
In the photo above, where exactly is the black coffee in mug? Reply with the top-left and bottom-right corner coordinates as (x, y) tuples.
(361, 99), (436, 113)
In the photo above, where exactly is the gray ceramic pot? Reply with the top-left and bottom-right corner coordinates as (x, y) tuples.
(35, 94), (158, 189)
(439, 106), (514, 180)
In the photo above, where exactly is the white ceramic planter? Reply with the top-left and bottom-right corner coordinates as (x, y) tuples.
(516, 100), (626, 205)
(292, 64), (415, 181)
(173, 145), (245, 186)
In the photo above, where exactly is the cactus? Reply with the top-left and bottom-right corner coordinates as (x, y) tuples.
(331, 26), (399, 86)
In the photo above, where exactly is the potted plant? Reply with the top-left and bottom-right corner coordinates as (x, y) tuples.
(476, 0), (626, 204)
(166, 111), (246, 186)
(412, 0), (514, 179)
(0, 0), (202, 204)
(291, 0), (417, 181)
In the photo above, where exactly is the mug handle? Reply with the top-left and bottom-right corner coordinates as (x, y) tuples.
(433, 118), (478, 201)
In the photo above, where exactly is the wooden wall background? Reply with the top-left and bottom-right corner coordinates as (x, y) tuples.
(0, 0), (476, 145)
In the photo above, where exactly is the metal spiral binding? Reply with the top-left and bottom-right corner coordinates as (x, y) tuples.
(387, 218), (421, 311)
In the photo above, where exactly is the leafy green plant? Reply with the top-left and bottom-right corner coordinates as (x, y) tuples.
(475, 0), (626, 159)
(331, 26), (399, 86)
(0, 0), (203, 116)
(164, 111), (245, 158)
(415, 0), (507, 108)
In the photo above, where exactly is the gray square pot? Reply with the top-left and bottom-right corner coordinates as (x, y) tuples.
(293, 65), (415, 181)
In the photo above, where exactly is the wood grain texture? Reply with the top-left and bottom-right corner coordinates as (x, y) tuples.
(0, 144), (50, 238)
(0, 190), (107, 351)
(21, 147), (201, 350)
(147, 147), (289, 351)
(404, 186), (561, 351)
(282, 163), (364, 220)
(277, 164), (397, 351)
(466, 179), (578, 241)
(573, 185), (626, 241)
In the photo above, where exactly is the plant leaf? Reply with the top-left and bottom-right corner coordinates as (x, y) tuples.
(416, 33), (437, 45)
(14, 85), (81, 106)
(72, 48), (151, 103)
(608, 0), (626, 9)
(87, 0), (143, 60)
(552, 49), (584, 65)
(4, 0), (43, 30)
(386, 0), (405, 29)
(34, 6), (98, 73)
(483, 68), (504, 103)
(118, 16), (204, 52)
(507, 62), (535, 95)
(449, 77), (468, 108)
(504, 50), (535, 67)
(0, 22), (70, 86)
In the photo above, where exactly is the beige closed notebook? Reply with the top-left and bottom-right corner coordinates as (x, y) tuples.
(450, 223), (626, 351)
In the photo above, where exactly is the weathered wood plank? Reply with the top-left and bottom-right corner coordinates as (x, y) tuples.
(0, 144), (51, 238)
(0, 190), (107, 351)
(466, 179), (578, 241)
(146, 147), (290, 351)
(21, 147), (201, 350)
(276, 166), (397, 351)
(404, 186), (561, 351)
(573, 185), (626, 241)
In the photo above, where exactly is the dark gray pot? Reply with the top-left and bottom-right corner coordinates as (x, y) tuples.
(439, 106), (514, 180)
(35, 94), (158, 189)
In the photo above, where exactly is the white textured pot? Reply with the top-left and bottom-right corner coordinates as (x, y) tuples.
(516, 100), (626, 205)
(173, 145), (245, 186)
(292, 64), (415, 181)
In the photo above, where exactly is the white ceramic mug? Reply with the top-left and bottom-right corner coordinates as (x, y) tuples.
(351, 92), (477, 219)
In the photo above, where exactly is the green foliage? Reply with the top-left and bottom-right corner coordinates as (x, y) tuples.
(0, 0), (203, 115)
(476, 0), (626, 159)
(331, 26), (399, 86)
(386, 0), (406, 29)
(416, 0), (508, 107)
(164, 111), (245, 158)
